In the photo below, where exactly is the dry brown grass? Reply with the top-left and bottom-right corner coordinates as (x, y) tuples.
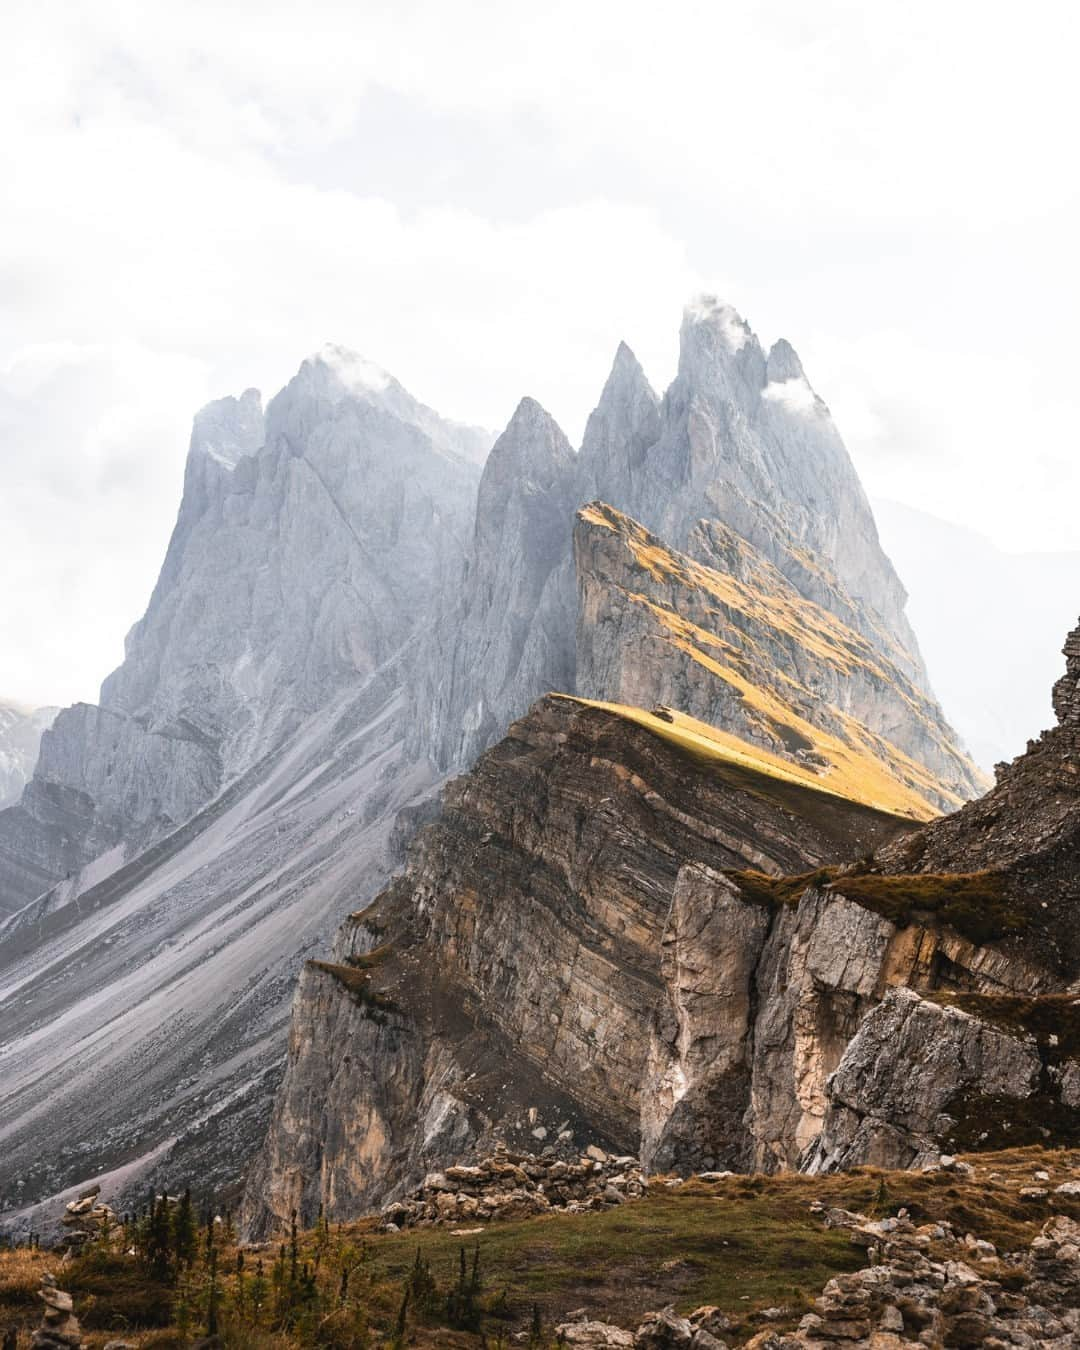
(3, 1144), (1079, 1346)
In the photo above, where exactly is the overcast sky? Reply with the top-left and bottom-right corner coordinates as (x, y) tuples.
(3, 0), (1079, 708)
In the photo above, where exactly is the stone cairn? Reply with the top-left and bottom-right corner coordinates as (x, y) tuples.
(380, 1142), (647, 1231)
(30, 1273), (81, 1349)
(58, 1186), (117, 1253)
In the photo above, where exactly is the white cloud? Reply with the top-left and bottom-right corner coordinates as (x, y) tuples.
(3, 0), (1080, 705)
(762, 376), (819, 416)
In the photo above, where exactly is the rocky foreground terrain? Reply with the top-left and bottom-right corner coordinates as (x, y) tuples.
(6, 1145), (1080, 1347)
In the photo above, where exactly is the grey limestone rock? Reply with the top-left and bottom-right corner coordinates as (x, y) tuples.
(805, 987), (1044, 1173)
(0, 351), (483, 916)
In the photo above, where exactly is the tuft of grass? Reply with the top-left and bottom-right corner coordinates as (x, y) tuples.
(723, 868), (841, 910)
(0, 1245), (49, 1307)
(67, 1248), (175, 1329)
(827, 870), (1017, 945)
(345, 944), (394, 972)
(307, 960), (400, 1018)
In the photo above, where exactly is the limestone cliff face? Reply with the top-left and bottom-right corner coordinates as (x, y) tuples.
(574, 503), (984, 817)
(250, 628), (1080, 1234)
(782, 619), (1080, 1174)
(0, 357), (483, 914)
(868, 617), (1080, 977)
(806, 989), (1051, 1172)
(644, 872), (1053, 1179)
(243, 695), (921, 1234)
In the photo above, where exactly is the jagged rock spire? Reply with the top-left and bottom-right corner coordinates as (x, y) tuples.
(1052, 621), (1080, 729)
(577, 341), (660, 510)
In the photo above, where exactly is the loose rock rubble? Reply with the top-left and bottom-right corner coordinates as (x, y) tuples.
(556, 1304), (733, 1350)
(30, 1273), (81, 1348)
(748, 1204), (1080, 1348)
(552, 1203), (1080, 1349)
(58, 1185), (117, 1253)
(379, 1142), (646, 1230)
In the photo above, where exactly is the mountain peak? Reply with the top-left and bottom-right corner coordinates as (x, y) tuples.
(603, 340), (653, 393)
(483, 397), (573, 489)
(507, 393), (554, 426)
(682, 294), (755, 354)
(578, 345), (661, 510)
(766, 338), (805, 383)
(189, 388), (265, 472)
(612, 338), (640, 369)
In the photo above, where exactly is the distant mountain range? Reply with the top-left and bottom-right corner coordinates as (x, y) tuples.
(0, 701), (57, 811)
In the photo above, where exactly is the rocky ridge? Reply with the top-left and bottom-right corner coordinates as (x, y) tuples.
(412, 300), (966, 780)
(574, 503), (982, 816)
(243, 689), (1009, 1236)
(248, 617), (1080, 1235)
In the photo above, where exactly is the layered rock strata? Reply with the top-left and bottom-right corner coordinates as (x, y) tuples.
(244, 690), (1031, 1235)
(574, 503), (982, 815)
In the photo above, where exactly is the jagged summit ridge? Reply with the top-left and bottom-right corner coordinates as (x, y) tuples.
(279, 343), (494, 466)
(0, 350), (483, 915)
(190, 387), (264, 471)
(412, 300), (975, 808)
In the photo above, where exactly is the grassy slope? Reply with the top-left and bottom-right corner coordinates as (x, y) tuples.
(554, 694), (939, 822)
(4, 1148), (1080, 1347)
(577, 503), (974, 820)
